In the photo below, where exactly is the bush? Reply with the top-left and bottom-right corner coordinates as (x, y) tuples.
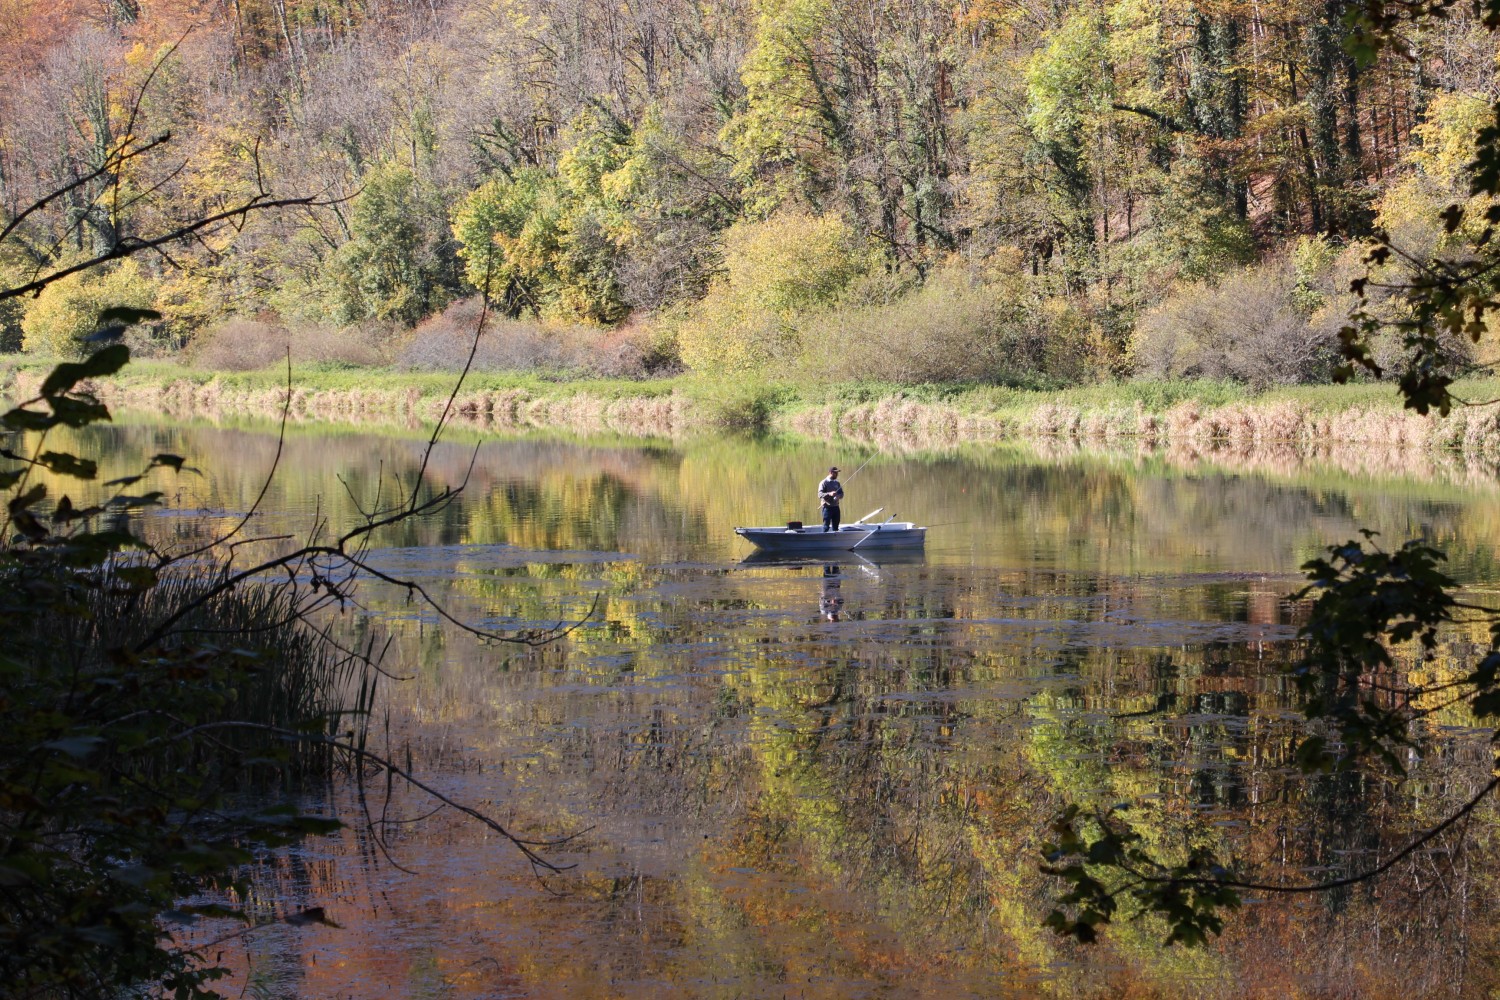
(395, 295), (659, 377)
(190, 318), (386, 371)
(676, 212), (868, 374)
(328, 163), (461, 328)
(684, 375), (796, 429)
(1131, 262), (1341, 388)
(796, 263), (1093, 386)
(21, 260), (156, 358)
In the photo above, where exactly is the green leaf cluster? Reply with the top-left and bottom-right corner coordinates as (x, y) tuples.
(1040, 804), (1240, 947)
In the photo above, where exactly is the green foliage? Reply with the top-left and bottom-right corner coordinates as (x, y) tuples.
(452, 111), (635, 323)
(1149, 161), (1255, 282)
(722, 0), (837, 215)
(1023, 11), (1110, 282)
(453, 168), (553, 308)
(1289, 533), (1462, 772)
(1026, 14), (1109, 153)
(329, 162), (461, 328)
(1041, 805), (1240, 946)
(21, 261), (156, 358)
(1290, 235), (1340, 313)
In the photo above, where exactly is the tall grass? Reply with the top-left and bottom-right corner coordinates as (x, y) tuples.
(28, 561), (377, 784)
(0, 535), (383, 997)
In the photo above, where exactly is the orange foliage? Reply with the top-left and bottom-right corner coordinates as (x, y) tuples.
(0, 0), (95, 78)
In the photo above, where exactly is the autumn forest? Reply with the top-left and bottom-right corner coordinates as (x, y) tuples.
(1, 0), (1493, 389)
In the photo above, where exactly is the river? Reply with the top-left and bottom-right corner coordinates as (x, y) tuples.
(66, 417), (1500, 998)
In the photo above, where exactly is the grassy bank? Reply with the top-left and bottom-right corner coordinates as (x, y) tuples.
(780, 377), (1500, 455)
(6, 355), (1500, 454)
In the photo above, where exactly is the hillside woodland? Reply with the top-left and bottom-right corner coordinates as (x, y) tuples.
(1, 0), (1495, 388)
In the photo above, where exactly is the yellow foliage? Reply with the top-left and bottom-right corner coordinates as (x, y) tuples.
(721, 0), (835, 216)
(21, 261), (156, 358)
(1407, 92), (1492, 187)
(1376, 92), (1496, 255)
(676, 211), (867, 373)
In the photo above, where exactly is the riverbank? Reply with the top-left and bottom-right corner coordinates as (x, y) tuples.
(7, 356), (1500, 455)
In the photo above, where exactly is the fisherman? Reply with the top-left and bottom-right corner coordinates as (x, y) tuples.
(817, 465), (844, 533)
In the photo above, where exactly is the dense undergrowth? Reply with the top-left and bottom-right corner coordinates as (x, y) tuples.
(0, 337), (512, 998)
(1, 562), (372, 996)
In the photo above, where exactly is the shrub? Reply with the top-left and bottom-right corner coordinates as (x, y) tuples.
(190, 318), (386, 371)
(1131, 262), (1341, 388)
(685, 375), (796, 429)
(21, 260), (156, 358)
(396, 295), (657, 377)
(676, 212), (868, 374)
(796, 263), (1092, 386)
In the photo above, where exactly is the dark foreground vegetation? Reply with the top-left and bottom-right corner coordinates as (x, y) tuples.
(0, 333), (584, 997)
(0, 341), (354, 996)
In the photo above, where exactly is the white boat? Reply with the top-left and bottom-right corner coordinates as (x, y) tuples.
(734, 509), (926, 554)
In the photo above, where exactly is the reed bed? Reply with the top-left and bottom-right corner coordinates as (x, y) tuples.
(6, 367), (699, 439)
(776, 392), (1500, 458)
(23, 560), (378, 784)
(14, 358), (1500, 461)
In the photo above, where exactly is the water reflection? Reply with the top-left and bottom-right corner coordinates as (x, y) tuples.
(819, 565), (844, 621)
(37, 418), (1500, 997)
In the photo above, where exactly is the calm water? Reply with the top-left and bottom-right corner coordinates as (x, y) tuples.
(59, 419), (1500, 998)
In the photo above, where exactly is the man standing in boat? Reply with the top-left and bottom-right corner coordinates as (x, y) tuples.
(818, 466), (844, 532)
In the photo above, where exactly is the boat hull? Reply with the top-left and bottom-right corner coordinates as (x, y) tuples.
(734, 523), (926, 553)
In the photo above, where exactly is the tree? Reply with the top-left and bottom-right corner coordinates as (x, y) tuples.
(724, 0), (959, 266)
(20, 258), (155, 356)
(675, 210), (867, 372)
(328, 162), (461, 328)
(452, 111), (641, 323)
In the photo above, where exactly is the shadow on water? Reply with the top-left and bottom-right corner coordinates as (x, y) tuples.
(37, 419), (1500, 998)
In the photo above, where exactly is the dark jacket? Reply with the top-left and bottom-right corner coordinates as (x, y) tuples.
(818, 477), (843, 507)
